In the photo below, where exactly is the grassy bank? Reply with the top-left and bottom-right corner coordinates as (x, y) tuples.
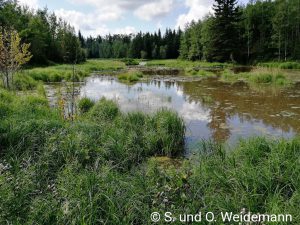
(0, 85), (299, 224)
(146, 59), (231, 69)
(220, 68), (294, 88)
(258, 61), (300, 69)
(21, 59), (126, 83)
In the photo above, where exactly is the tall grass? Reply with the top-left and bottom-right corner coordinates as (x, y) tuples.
(147, 59), (231, 69)
(22, 59), (126, 83)
(1, 86), (299, 224)
(118, 71), (143, 83)
(221, 68), (293, 87)
(258, 61), (300, 69)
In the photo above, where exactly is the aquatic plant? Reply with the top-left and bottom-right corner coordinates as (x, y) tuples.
(221, 68), (292, 87)
(118, 71), (143, 83)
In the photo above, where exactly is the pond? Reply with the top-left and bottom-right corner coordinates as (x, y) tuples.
(77, 75), (300, 152)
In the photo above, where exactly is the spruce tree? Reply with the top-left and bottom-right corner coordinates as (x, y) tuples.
(208, 0), (241, 62)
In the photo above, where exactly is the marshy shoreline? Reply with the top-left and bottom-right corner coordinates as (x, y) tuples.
(1, 59), (300, 224)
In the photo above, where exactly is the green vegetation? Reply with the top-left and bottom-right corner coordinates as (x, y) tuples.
(0, 1), (85, 65)
(0, 88), (299, 224)
(78, 97), (95, 114)
(185, 68), (217, 77)
(84, 29), (181, 59)
(258, 61), (300, 69)
(180, 0), (300, 63)
(221, 68), (293, 87)
(0, 86), (186, 223)
(121, 58), (140, 66)
(118, 70), (144, 83)
(22, 60), (126, 83)
(1, 0), (300, 222)
(146, 59), (230, 69)
(13, 73), (38, 91)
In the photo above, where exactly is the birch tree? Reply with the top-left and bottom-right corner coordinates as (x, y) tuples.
(0, 27), (32, 89)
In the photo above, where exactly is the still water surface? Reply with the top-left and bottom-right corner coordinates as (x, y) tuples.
(79, 75), (300, 151)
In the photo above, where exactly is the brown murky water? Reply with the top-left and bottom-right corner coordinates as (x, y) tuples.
(74, 75), (300, 152)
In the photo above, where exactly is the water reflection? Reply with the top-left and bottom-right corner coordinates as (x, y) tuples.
(80, 76), (300, 151)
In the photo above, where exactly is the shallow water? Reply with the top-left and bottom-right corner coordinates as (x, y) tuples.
(78, 75), (300, 152)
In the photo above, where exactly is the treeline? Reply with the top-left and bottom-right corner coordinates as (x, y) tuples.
(180, 0), (300, 63)
(0, 0), (86, 65)
(82, 29), (182, 59)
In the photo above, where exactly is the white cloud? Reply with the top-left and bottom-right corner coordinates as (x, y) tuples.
(176, 0), (213, 29)
(18, 0), (39, 9)
(179, 101), (211, 122)
(68, 0), (173, 22)
(68, 0), (150, 10)
(134, 0), (174, 21)
(55, 8), (132, 36)
(114, 26), (136, 35)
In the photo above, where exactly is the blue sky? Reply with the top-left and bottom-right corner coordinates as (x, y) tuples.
(18, 0), (247, 37)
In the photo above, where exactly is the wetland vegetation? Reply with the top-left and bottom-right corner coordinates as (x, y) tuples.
(1, 0), (300, 224)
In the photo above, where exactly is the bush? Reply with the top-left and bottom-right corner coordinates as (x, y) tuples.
(78, 97), (95, 113)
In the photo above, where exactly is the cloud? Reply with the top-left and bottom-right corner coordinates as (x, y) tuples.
(114, 26), (137, 35)
(18, 0), (39, 9)
(68, 0), (151, 10)
(55, 8), (137, 36)
(134, 0), (174, 21)
(176, 0), (213, 29)
(68, 0), (173, 21)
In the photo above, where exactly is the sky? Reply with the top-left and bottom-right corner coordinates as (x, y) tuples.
(17, 0), (244, 37)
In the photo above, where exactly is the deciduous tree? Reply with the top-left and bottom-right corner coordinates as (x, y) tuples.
(0, 27), (32, 89)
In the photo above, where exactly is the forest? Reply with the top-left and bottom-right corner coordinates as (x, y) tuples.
(1, 0), (300, 64)
(0, 0), (86, 65)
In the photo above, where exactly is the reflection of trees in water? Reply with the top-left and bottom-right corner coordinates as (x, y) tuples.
(208, 102), (231, 142)
(178, 79), (300, 142)
(151, 79), (176, 90)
